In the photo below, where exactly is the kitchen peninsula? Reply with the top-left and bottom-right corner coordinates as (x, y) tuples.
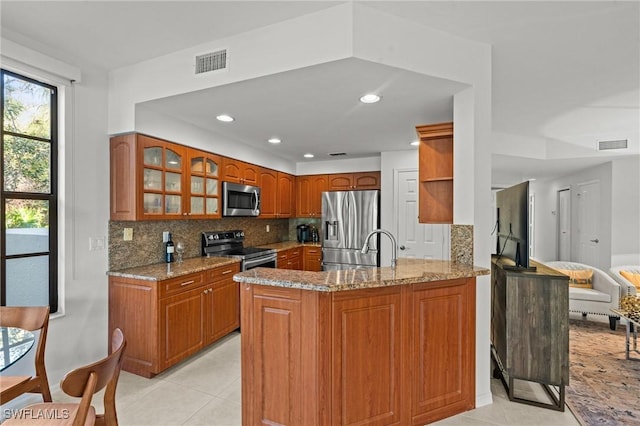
(235, 258), (489, 425)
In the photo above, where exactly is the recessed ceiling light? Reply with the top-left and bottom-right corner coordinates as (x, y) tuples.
(410, 140), (419, 146)
(216, 114), (234, 122)
(268, 138), (281, 144)
(360, 94), (381, 104)
(303, 153), (314, 158)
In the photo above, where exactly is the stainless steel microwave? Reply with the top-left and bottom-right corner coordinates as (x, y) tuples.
(222, 181), (260, 216)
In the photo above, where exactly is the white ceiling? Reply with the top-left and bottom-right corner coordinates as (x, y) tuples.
(2, 1), (638, 183)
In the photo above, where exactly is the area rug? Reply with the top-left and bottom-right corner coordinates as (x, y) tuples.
(566, 319), (640, 425)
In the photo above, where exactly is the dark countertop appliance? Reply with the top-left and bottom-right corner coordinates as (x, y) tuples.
(297, 224), (312, 243)
(201, 230), (276, 271)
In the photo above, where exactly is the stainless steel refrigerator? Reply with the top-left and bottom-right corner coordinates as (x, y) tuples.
(321, 190), (379, 270)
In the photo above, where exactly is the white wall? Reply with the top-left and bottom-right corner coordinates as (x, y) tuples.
(109, 3), (355, 133)
(532, 162), (614, 270)
(136, 106), (297, 174)
(2, 39), (110, 399)
(611, 155), (640, 265)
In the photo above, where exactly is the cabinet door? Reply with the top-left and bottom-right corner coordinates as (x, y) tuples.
(259, 168), (278, 218)
(297, 175), (327, 217)
(222, 157), (259, 185)
(331, 289), (403, 425)
(327, 174), (353, 191)
(296, 176), (312, 217)
(110, 134), (137, 221)
(303, 247), (322, 271)
(187, 149), (221, 219)
(242, 163), (260, 186)
(353, 172), (380, 190)
(221, 157), (243, 183)
(208, 277), (240, 344)
(109, 276), (158, 377)
(138, 135), (185, 220)
(411, 279), (475, 424)
(277, 172), (295, 218)
(287, 248), (301, 270)
(310, 174), (328, 216)
(247, 287), (303, 426)
(159, 286), (205, 370)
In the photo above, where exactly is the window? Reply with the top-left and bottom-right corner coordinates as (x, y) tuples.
(1, 69), (58, 312)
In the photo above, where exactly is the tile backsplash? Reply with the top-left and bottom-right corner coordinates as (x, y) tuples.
(109, 219), (472, 270)
(109, 218), (291, 270)
(450, 224), (474, 265)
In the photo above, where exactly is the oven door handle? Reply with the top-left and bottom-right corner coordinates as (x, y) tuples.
(243, 253), (277, 270)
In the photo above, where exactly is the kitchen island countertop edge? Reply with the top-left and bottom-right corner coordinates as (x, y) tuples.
(233, 258), (489, 292)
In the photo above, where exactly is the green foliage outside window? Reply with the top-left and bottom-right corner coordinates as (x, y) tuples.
(3, 73), (52, 228)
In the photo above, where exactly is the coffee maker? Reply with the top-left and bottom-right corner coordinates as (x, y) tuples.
(297, 224), (311, 242)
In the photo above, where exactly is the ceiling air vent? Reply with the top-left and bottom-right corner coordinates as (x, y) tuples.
(195, 49), (227, 74)
(598, 139), (628, 151)
(329, 152), (347, 156)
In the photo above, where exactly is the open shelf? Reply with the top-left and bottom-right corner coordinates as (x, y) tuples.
(416, 122), (453, 224)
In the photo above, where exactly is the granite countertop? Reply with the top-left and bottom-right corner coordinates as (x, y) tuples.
(107, 256), (241, 281)
(256, 241), (321, 251)
(233, 258), (490, 292)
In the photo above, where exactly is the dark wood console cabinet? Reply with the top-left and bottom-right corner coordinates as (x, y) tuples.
(491, 257), (569, 410)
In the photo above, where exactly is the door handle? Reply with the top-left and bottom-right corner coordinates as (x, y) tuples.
(399, 245), (406, 250)
(590, 239), (599, 243)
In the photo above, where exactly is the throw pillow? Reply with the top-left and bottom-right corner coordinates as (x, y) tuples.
(620, 270), (640, 291)
(557, 268), (594, 289)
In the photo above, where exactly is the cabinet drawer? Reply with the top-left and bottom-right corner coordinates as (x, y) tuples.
(288, 249), (301, 258)
(159, 272), (204, 297)
(206, 264), (240, 283)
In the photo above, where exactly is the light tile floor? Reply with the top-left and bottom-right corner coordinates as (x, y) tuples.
(54, 331), (580, 425)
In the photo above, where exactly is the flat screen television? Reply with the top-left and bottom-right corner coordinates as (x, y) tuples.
(496, 181), (535, 271)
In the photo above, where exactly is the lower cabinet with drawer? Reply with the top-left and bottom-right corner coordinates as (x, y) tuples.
(303, 246), (322, 271)
(277, 247), (301, 270)
(108, 262), (241, 378)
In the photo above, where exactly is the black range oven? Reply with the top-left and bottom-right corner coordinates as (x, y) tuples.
(201, 230), (276, 271)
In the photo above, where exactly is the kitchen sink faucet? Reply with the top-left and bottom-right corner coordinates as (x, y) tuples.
(361, 229), (398, 269)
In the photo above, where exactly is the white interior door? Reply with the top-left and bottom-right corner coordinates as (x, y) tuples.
(558, 189), (571, 261)
(395, 169), (449, 260)
(576, 181), (600, 266)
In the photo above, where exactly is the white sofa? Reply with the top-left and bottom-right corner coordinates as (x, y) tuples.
(544, 261), (621, 330)
(609, 265), (639, 297)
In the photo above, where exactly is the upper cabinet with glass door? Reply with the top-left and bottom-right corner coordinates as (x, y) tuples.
(139, 135), (185, 219)
(186, 149), (221, 219)
(110, 134), (223, 221)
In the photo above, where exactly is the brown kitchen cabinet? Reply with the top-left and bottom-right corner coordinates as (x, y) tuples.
(327, 171), (380, 191)
(276, 247), (301, 270)
(240, 277), (476, 425)
(109, 133), (222, 220)
(303, 246), (322, 271)
(185, 149), (222, 219)
(221, 157), (260, 186)
(108, 262), (241, 378)
(417, 122), (453, 224)
(277, 172), (295, 217)
(296, 174), (327, 217)
(259, 168), (295, 218)
(206, 265), (241, 342)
